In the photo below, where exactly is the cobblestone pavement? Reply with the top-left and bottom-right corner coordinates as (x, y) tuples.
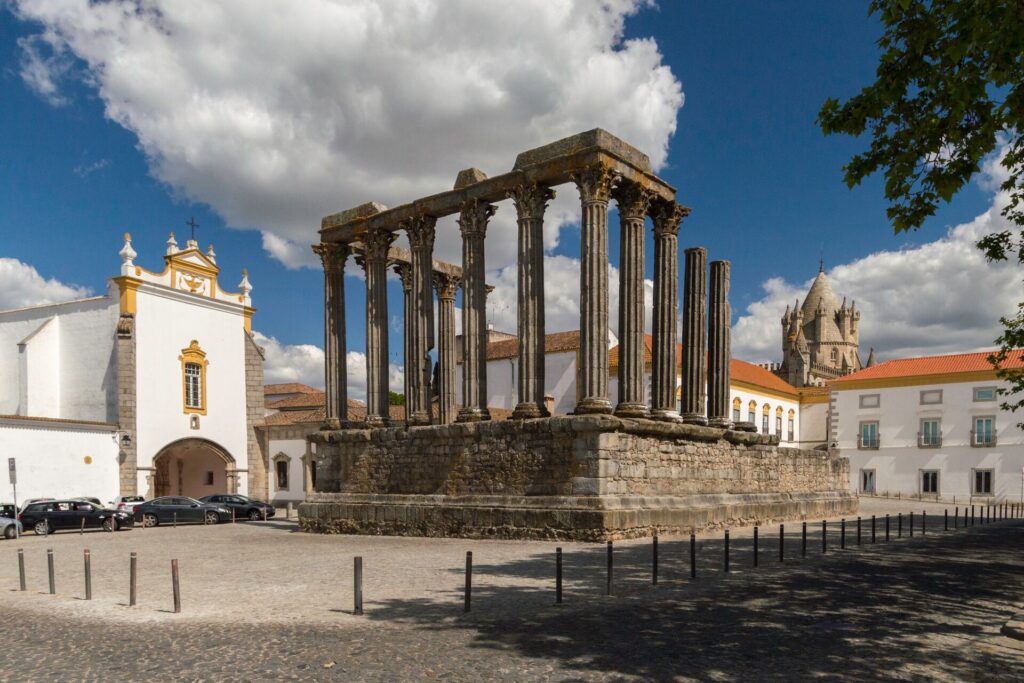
(0, 500), (1021, 681)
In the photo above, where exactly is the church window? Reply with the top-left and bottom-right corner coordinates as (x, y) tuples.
(180, 340), (209, 415)
(276, 460), (289, 490)
(747, 400), (756, 424)
(787, 412), (795, 442)
(761, 404), (770, 434)
(732, 398), (741, 423)
(830, 348), (838, 362)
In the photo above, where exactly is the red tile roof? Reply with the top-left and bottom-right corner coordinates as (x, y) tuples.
(730, 359), (799, 397)
(482, 330), (582, 361)
(608, 335), (682, 367)
(831, 350), (1023, 383)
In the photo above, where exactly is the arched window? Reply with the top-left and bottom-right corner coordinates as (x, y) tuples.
(787, 409), (796, 442)
(273, 453), (290, 491)
(762, 404), (770, 434)
(775, 406), (783, 435)
(747, 400), (757, 425)
(830, 348), (838, 362)
(732, 398), (742, 423)
(179, 340), (208, 415)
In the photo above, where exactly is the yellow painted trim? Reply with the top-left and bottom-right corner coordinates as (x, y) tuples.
(798, 390), (830, 405)
(829, 370), (1001, 391)
(731, 379), (799, 402)
(179, 340), (209, 415)
(243, 306), (255, 333)
(112, 276), (141, 314)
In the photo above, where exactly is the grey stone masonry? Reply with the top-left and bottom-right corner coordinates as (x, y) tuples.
(457, 199), (495, 422)
(361, 227), (395, 426)
(708, 260), (732, 428)
(312, 242), (349, 425)
(244, 330), (268, 500)
(573, 164), (617, 415)
(613, 182), (652, 418)
(116, 313), (137, 496)
(650, 202), (687, 420)
(434, 272), (460, 425)
(681, 247), (708, 425)
(509, 182), (555, 419)
(392, 262), (413, 415)
(403, 215), (437, 426)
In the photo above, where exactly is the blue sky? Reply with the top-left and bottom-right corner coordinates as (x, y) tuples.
(0, 1), (1015, 393)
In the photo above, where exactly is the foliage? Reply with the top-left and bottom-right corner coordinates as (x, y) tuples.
(818, 0), (1024, 419)
(388, 391), (406, 406)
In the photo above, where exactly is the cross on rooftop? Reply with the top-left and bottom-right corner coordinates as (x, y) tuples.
(186, 216), (199, 242)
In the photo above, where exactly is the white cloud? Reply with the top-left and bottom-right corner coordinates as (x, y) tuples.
(12, 0), (684, 271)
(0, 258), (92, 310)
(73, 158), (111, 178)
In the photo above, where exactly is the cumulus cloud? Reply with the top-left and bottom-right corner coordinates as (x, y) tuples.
(732, 190), (1023, 363)
(0, 258), (92, 310)
(11, 0), (683, 272)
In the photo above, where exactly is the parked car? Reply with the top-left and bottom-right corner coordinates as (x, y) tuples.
(198, 494), (275, 521)
(133, 497), (232, 527)
(110, 495), (146, 511)
(1, 503), (16, 519)
(1, 515), (22, 539)
(19, 500), (134, 535)
(74, 497), (104, 507)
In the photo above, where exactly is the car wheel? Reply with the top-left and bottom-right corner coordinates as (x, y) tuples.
(248, 509), (261, 521)
(3, 525), (15, 539)
(102, 518), (117, 532)
(143, 514), (159, 528)
(33, 520), (50, 536)
(205, 511), (220, 525)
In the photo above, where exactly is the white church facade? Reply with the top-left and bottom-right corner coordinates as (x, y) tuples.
(0, 233), (267, 506)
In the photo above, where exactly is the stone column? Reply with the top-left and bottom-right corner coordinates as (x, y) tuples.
(612, 183), (652, 418)
(572, 164), (617, 415)
(403, 215), (437, 426)
(391, 261), (413, 419)
(457, 198), (496, 422)
(650, 202), (687, 420)
(313, 242), (349, 426)
(681, 246), (708, 424)
(708, 260), (732, 428)
(434, 272), (461, 425)
(360, 227), (395, 426)
(508, 183), (554, 419)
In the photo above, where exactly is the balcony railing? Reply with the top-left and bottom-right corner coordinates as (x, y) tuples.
(857, 434), (880, 450)
(917, 431), (942, 448)
(970, 429), (997, 447)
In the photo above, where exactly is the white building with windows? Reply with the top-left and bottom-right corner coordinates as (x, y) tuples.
(0, 233), (267, 506)
(831, 351), (1024, 502)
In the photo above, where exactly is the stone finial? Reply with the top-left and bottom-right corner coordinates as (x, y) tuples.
(454, 168), (488, 190)
(166, 232), (179, 255)
(239, 268), (252, 305)
(119, 233), (137, 275)
(207, 244), (217, 263)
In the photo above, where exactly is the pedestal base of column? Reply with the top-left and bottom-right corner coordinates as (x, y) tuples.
(574, 398), (612, 415)
(457, 408), (491, 423)
(732, 421), (758, 433)
(407, 412), (432, 427)
(681, 413), (708, 426)
(613, 403), (649, 419)
(708, 417), (734, 430)
(365, 415), (390, 428)
(649, 409), (681, 422)
(511, 403), (548, 420)
(321, 418), (342, 431)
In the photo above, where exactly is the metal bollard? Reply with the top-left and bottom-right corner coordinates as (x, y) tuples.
(753, 526), (759, 568)
(18, 549), (26, 591)
(885, 514), (890, 542)
(898, 513), (903, 537)
(130, 552), (137, 607)
(822, 520), (827, 554)
(652, 534), (658, 585)
(922, 510), (926, 535)
(171, 559), (181, 613)
(464, 551), (472, 612)
(857, 517), (862, 546)
(84, 549), (92, 601)
(971, 505), (975, 526)
(173, 513), (177, 529)
(724, 530), (730, 573)
(840, 519), (845, 549)
(779, 524), (785, 562)
(606, 541), (613, 596)
(909, 512), (914, 537)
(954, 507), (958, 529)
(47, 549), (55, 595)
(353, 556), (363, 615)
(555, 547), (563, 604)
(690, 533), (696, 579)
(872, 515), (876, 544)
(802, 522), (807, 557)
(945, 509), (948, 531)
(80, 518), (85, 535)
(232, 508), (236, 524)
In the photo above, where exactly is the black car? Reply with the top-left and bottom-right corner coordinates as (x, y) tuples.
(199, 494), (275, 521)
(133, 497), (232, 527)
(19, 500), (134, 535)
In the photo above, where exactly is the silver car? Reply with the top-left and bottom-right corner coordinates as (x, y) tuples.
(1, 516), (22, 540)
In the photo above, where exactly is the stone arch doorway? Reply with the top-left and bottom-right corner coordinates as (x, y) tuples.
(152, 438), (236, 499)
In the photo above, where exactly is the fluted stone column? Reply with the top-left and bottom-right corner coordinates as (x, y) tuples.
(572, 164), (617, 415)
(312, 242), (349, 426)
(508, 183), (554, 419)
(613, 183), (652, 418)
(360, 227), (395, 426)
(650, 202), (687, 420)
(457, 198), (496, 422)
(391, 261), (413, 420)
(404, 215), (437, 426)
(434, 272), (460, 425)
(708, 260), (732, 428)
(681, 246), (708, 425)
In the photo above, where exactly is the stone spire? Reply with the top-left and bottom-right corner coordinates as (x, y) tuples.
(119, 233), (137, 275)
(866, 347), (876, 367)
(207, 244), (217, 264)
(238, 268), (252, 306)
(166, 232), (179, 255)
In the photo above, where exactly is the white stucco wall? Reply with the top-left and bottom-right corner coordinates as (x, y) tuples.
(0, 419), (119, 504)
(269, 434), (310, 504)
(455, 350), (579, 415)
(799, 400), (829, 448)
(729, 387), (801, 445)
(834, 379), (1024, 501)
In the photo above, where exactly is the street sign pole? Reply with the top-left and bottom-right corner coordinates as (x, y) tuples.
(8, 458), (18, 540)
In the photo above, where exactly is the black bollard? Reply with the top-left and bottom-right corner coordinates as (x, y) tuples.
(945, 509), (948, 531)
(840, 519), (846, 549)
(84, 549), (92, 601)
(909, 512), (914, 537)
(724, 530), (730, 573)
(690, 533), (696, 580)
(47, 549), (55, 595)
(779, 524), (785, 562)
(556, 547), (563, 604)
(171, 559), (181, 614)
(173, 512), (177, 529)
(802, 521), (807, 557)
(606, 541), (613, 596)
(465, 551), (473, 612)
(885, 514), (890, 542)
(354, 556), (363, 615)
(898, 513), (903, 537)
(652, 534), (659, 585)
(871, 515), (876, 544)
(922, 510), (926, 535)
(822, 520), (827, 554)
(129, 552), (137, 607)
(753, 526), (759, 568)
(971, 505), (975, 526)
(17, 549), (26, 592)
(857, 517), (862, 546)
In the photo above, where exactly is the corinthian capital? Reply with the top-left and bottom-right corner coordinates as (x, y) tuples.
(391, 261), (413, 292)
(433, 272), (461, 300)
(507, 183), (556, 220)
(571, 163), (619, 204)
(311, 242), (350, 273)
(650, 201), (691, 237)
(401, 214), (437, 249)
(362, 227), (396, 262)
(458, 198), (497, 237)
(612, 182), (654, 221)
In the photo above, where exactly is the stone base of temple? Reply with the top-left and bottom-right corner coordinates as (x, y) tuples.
(299, 415), (857, 541)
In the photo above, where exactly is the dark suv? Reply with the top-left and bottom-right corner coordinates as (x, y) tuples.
(199, 494), (275, 521)
(20, 500), (134, 535)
